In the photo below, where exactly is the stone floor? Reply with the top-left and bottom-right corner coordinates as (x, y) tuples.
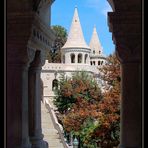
(41, 102), (64, 148)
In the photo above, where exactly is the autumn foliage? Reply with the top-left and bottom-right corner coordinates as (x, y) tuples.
(53, 53), (121, 147)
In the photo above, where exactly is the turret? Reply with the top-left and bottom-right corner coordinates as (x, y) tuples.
(61, 7), (91, 64)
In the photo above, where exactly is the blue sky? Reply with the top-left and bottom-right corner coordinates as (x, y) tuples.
(51, 0), (115, 56)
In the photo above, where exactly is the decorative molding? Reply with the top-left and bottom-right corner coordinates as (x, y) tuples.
(27, 47), (36, 63)
(108, 11), (141, 63)
(62, 48), (91, 53)
(116, 43), (141, 63)
(40, 50), (47, 66)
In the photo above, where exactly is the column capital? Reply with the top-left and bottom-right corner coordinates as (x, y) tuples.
(115, 42), (141, 64)
(108, 12), (141, 63)
(29, 50), (46, 68)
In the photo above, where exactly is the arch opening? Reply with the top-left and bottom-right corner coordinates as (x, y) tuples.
(78, 53), (82, 63)
(71, 53), (75, 63)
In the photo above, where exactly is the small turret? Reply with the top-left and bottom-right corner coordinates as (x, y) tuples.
(89, 26), (103, 55)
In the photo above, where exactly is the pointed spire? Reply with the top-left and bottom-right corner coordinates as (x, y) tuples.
(89, 26), (103, 55)
(62, 7), (90, 49)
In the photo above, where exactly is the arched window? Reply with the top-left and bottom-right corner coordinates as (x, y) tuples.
(90, 61), (93, 65)
(101, 61), (103, 65)
(78, 53), (82, 63)
(52, 79), (58, 90)
(84, 54), (88, 63)
(99, 51), (101, 54)
(63, 55), (65, 63)
(93, 50), (95, 54)
(93, 61), (95, 65)
(71, 53), (75, 63)
(98, 61), (100, 65)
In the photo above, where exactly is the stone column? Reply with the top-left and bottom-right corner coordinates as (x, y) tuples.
(28, 50), (48, 148)
(65, 52), (71, 64)
(75, 53), (78, 64)
(7, 61), (31, 148)
(87, 54), (90, 64)
(120, 61), (141, 148)
(115, 44), (141, 148)
(83, 53), (85, 64)
(107, 1), (142, 145)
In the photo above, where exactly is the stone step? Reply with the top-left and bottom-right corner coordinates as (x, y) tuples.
(41, 102), (64, 148)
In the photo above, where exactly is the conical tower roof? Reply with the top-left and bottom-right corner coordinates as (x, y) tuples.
(89, 26), (103, 55)
(62, 7), (90, 49)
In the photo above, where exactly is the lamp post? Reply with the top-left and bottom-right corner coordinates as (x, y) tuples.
(73, 137), (79, 148)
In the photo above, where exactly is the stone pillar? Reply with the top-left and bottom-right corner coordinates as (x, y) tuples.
(108, 9), (141, 147)
(87, 54), (90, 64)
(83, 53), (85, 64)
(28, 50), (48, 148)
(7, 61), (31, 148)
(65, 52), (71, 64)
(120, 61), (141, 148)
(7, 63), (32, 148)
(75, 53), (78, 64)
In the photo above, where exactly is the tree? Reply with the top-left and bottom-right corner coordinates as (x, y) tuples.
(99, 53), (120, 91)
(53, 53), (121, 147)
(93, 52), (121, 147)
(54, 71), (102, 114)
(53, 72), (103, 147)
(47, 25), (67, 63)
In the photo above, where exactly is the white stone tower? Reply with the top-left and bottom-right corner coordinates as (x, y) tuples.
(41, 7), (107, 101)
(61, 7), (91, 65)
(89, 26), (106, 66)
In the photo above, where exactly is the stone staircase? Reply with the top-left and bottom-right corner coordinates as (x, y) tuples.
(41, 102), (64, 148)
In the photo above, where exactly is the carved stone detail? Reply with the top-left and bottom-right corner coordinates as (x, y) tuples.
(27, 47), (36, 63)
(40, 50), (46, 66)
(108, 12), (141, 63)
(116, 42), (141, 63)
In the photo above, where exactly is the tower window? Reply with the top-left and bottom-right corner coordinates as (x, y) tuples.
(78, 53), (82, 63)
(71, 54), (75, 63)
(85, 54), (88, 63)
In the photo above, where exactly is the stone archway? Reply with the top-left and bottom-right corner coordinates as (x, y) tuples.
(78, 53), (82, 63)
(6, 0), (142, 148)
(71, 53), (75, 63)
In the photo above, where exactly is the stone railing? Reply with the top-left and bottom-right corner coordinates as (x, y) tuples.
(42, 60), (100, 74)
(44, 99), (69, 148)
